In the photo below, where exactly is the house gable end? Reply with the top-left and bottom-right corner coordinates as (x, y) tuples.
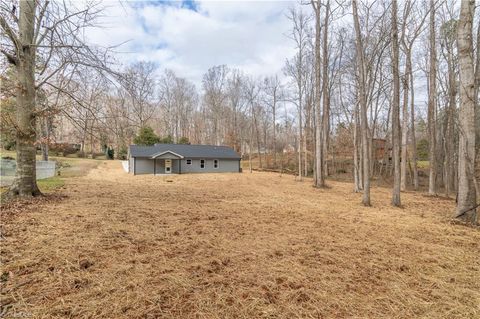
(150, 150), (184, 159)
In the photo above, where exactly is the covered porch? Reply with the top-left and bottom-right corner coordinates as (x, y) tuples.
(151, 151), (184, 175)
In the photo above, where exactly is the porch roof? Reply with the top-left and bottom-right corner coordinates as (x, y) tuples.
(150, 151), (184, 159)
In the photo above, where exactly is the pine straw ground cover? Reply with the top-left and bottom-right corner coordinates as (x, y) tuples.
(1, 161), (479, 318)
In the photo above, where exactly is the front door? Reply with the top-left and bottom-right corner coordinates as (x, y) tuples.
(165, 159), (172, 174)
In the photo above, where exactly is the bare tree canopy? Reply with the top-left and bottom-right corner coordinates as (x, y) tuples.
(1, 0), (478, 222)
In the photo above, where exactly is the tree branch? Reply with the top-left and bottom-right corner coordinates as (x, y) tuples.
(36, 8), (89, 46)
(0, 15), (20, 51)
(0, 49), (18, 65)
(33, 0), (50, 45)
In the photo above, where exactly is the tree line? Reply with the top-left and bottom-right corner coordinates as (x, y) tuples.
(0, 0), (478, 223)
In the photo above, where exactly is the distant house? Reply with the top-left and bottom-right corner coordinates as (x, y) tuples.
(372, 138), (386, 160)
(127, 144), (242, 175)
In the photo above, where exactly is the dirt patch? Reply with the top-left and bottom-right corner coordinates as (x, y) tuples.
(1, 161), (479, 318)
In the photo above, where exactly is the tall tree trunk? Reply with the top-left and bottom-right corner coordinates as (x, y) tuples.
(400, 58), (411, 191)
(408, 51), (419, 190)
(249, 103), (254, 173)
(475, 19), (480, 201)
(41, 116), (50, 161)
(263, 123), (268, 167)
(353, 101), (361, 192)
(90, 121), (95, 159)
(8, 0), (41, 197)
(298, 110), (303, 180)
(391, 0), (401, 206)
(272, 103), (277, 168)
(445, 45), (457, 197)
(312, 0), (324, 187)
(304, 112), (309, 176)
(352, 0), (370, 206)
(41, 144), (48, 161)
(428, 0), (437, 195)
(81, 113), (88, 157)
(455, 0), (477, 223)
(322, 0), (330, 178)
(254, 111), (263, 169)
(39, 104), (51, 162)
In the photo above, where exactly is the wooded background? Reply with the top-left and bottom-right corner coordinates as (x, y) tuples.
(0, 0), (478, 221)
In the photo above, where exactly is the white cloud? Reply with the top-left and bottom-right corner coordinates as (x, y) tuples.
(85, 0), (298, 88)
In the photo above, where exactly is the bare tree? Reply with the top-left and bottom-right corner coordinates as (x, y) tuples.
(104, 91), (135, 158)
(391, 0), (401, 206)
(428, 0), (438, 195)
(0, 0), (111, 196)
(157, 69), (197, 142)
(438, 4), (459, 197)
(455, 0), (477, 223)
(123, 61), (157, 129)
(203, 65), (228, 145)
(474, 10), (479, 201)
(227, 70), (245, 152)
(263, 75), (282, 168)
(285, 8), (310, 181)
(321, 0), (331, 179)
(36, 87), (57, 161)
(400, 0), (429, 191)
(352, 0), (371, 206)
(311, 0), (323, 187)
(0, 0), (41, 196)
(243, 77), (260, 173)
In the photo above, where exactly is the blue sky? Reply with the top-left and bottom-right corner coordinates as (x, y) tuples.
(129, 0), (199, 12)
(88, 0), (297, 87)
(84, 0), (433, 118)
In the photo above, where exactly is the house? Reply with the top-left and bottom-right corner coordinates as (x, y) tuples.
(372, 138), (387, 160)
(128, 144), (242, 175)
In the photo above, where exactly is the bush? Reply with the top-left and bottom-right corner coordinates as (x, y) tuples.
(117, 146), (128, 160)
(178, 136), (190, 144)
(106, 148), (114, 160)
(417, 139), (429, 161)
(57, 161), (71, 169)
(50, 143), (79, 157)
(134, 126), (160, 146)
(159, 135), (173, 144)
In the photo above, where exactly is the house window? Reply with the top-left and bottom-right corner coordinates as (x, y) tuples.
(213, 159), (219, 169)
(200, 159), (205, 169)
(186, 159), (192, 165)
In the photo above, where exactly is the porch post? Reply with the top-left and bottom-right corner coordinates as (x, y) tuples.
(154, 158), (156, 175)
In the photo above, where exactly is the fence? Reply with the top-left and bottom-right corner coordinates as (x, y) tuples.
(0, 160), (56, 187)
(121, 161), (129, 173)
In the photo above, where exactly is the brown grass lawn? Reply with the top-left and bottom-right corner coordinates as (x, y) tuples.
(1, 161), (479, 318)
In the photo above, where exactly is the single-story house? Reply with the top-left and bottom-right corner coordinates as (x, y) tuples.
(128, 144), (242, 175)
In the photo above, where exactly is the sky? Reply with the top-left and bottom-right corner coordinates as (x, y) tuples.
(87, 0), (298, 88)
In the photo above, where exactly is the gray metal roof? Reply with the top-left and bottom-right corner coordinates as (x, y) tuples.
(129, 144), (241, 159)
